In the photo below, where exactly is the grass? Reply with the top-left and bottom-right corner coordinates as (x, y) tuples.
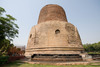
(1, 60), (100, 67)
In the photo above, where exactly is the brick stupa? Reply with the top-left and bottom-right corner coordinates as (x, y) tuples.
(25, 4), (92, 61)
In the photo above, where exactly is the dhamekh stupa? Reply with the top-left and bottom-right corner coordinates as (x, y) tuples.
(25, 4), (92, 61)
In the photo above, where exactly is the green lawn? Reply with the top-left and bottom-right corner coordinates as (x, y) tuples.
(1, 60), (100, 67)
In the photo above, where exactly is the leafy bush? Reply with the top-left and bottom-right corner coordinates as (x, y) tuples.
(0, 55), (9, 65)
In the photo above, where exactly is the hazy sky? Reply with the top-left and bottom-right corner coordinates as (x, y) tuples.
(0, 0), (100, 46)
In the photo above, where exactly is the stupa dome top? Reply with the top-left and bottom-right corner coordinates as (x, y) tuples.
(38, 4), (68, 24)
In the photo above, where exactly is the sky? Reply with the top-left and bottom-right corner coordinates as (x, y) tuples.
(0, 0), (100, 46)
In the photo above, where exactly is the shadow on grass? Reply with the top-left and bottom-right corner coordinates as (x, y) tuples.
(1, 60), (100, 67)
(1, 60), (25, 67)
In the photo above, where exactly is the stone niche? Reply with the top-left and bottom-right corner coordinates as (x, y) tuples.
(25, 4), (92, 61)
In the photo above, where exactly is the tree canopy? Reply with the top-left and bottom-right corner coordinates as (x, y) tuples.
(0, 7), (19, 41)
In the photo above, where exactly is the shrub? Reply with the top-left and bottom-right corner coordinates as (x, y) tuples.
(0, 55), (9, 65)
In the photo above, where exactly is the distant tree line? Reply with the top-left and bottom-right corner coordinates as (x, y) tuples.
(83, 41), (100, 54)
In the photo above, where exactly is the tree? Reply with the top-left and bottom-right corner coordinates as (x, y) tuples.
(0, 7), (19, 55)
